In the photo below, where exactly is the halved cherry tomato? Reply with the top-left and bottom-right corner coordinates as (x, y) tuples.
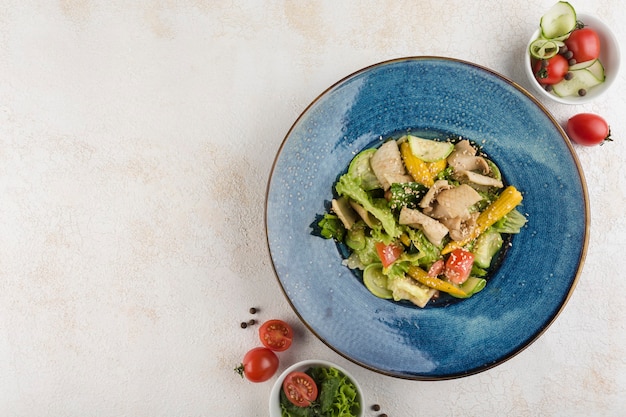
(564, 28), (601, 63)
(533, 54), (569, 85)
(428, 259), (444, 277)
(566, 113), (612, 146)
(444, 248), (474, 285)
(283, 371), (318, 407)
(235, 347), (279, 383)
(375, 241), (404, 268)
(259, 319), (293, 352)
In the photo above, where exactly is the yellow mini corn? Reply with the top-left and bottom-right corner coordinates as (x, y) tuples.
(399, 232), (412, 247)
(442, 185), (523, 254)
(400, 142), (447, 187)
(407, 265), (468, 298)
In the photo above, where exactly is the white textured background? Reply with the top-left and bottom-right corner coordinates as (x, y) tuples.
(0, 1), (625, 416)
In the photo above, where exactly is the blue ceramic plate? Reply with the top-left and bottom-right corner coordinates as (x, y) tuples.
(265, 57), (588, 380)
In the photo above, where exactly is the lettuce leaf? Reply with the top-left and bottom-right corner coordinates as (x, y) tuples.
(309, 367), (360, 417)
(317, 213), (346, 240)
(404, 227), (441, 267)
(492, 209), (527, 234)
(335, 174), (402, 238)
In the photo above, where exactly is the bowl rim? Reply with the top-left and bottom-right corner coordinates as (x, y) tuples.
(265, 56), (589, 380)
(268, 359), (365, 417)
(524, 12), (621, 105)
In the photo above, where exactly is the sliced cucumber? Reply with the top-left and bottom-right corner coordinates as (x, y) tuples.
(460, 277), (487, 297)
(406, 135), (454, 162)
(348, 148), (381, 190)
(552, 59), (605, 97)
(472, 229), (503, 269)
(486, 159), (502, 181)
(568, 59), (606, 80)
(363, 263), (393, 299)
(529, 39), (561, 60)
(448, 277), (487, 299)
(540, 1), (577, 40)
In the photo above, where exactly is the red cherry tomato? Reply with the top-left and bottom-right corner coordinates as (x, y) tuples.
(444, 248), (474, 285)
(533, 54), (569, 85)
(282, 371), (318, 407)
(235, 347), (279, 383)
(566, 113), (612, 146)
(564, 28), (601, 63)
(259, 319), (293, 352)
(375, 241), (404, 268)
(428, 259), (445, 277)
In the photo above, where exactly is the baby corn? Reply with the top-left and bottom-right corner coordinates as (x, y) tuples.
(407, 265), (468, 298)
(400, 142), (447, 187)
(442, 185), (523, 254)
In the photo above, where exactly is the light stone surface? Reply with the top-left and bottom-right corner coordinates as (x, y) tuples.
(1, 1), (625, 416)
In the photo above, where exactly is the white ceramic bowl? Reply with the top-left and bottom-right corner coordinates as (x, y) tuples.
(524, 13), (620, 104)
(268, 359), (364, 417)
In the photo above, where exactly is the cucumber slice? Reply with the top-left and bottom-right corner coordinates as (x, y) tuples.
(407, 135), (454, 162)
(540, 1), (577, 40)
(568, 59), (606, 81)
(529, 39), (561, 60)
(552, 59), (605, 97)
(472, 230), (503, 269)
(460, 277), (487, 297)
(348, 148), (381, 190)
(363, 263), (393, 299)
(486, 159), (502, 181)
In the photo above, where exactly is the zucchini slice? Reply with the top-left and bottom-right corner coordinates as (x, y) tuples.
(407, 135), (454, 163)
(540, 1), (577, 40)
(552, 59), (605, 97)
(363, 263), (393, 299)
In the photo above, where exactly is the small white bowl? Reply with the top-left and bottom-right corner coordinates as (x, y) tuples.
(524, 13), (621, 104)
(268, 359), (365, 417)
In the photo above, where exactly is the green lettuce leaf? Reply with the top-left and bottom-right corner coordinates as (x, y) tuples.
(317, 213), (346, 240)
(492, 209), (527, 234)
(335, 174), (401, 238)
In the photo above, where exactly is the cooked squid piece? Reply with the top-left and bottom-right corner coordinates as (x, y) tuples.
(370, 140), (413, 190)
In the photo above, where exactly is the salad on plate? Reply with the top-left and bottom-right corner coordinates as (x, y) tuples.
(317, 134), (527, 308)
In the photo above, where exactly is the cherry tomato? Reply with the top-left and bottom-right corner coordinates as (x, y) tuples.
(282, 371), (318, 407)
(533, 54), (569, 85)
(428, 259), (444, 277)
(564, 28), (601, 63)
(566, 113), (612, 146)
(375, 241), (404, 268)
(259, 319), (293, 352)
(444, 248), (474, 285)
(235, 347), (279, 383)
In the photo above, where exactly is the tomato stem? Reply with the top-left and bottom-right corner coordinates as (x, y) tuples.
(600, 128), (613, 145)
(535, 60), (548, 79)
(234, 364), (245, 378)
